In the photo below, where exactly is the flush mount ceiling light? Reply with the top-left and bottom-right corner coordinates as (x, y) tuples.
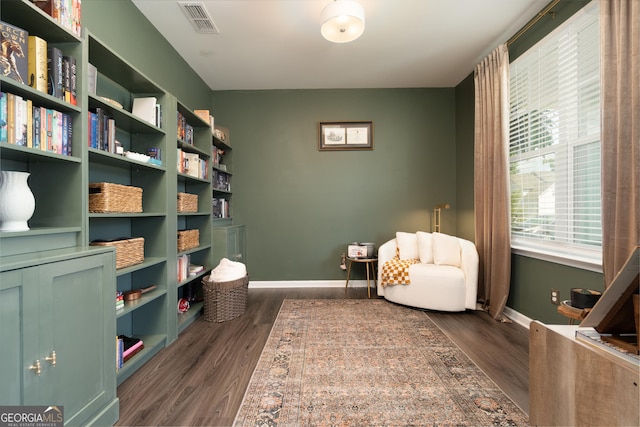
(320, 0), (365, 43)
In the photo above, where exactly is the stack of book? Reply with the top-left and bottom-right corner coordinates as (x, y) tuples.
(116, 335), (144, 370)
(116, 291), (124, 311)
(32, 0), (83, 38)
(176, 111), (194, 144)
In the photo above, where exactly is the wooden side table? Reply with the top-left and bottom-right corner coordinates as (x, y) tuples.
(344, 257), (378, 298)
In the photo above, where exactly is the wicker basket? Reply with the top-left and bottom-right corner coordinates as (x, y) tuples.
(201, 275), (249, 322)
(89, 182), (142, 213)
(177, 229), (199, 251)
(177, 192), (198, 213)
(90, 237), (144, 269)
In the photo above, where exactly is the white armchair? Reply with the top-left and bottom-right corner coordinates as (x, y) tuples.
(376, 232), (479, 312)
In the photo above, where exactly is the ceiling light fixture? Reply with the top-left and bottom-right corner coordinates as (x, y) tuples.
(320, 0), (365, 43)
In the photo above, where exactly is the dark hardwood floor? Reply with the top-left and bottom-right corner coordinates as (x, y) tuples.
(115, 288), (529, 427)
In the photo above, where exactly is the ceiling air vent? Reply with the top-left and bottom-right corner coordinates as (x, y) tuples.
(178, 2), (220, 34)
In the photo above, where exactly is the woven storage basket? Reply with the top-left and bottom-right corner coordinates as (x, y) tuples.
(201, 275), (249, 322)
(177, 192), (198, 213)
(90, 237), (144, 269)
(177, 229), (199, 251)
(89, 182), (142, 213)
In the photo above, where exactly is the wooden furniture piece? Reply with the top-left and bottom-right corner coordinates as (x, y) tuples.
(531, 248), (640, 426)
(530, 322), (639, 426)
(345, 257), (378, 298)
(0, 247), (118, 426)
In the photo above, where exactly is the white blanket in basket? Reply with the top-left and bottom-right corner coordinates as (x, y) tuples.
(208, 258), (246, 283)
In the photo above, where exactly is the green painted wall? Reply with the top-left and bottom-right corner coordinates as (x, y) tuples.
(211, 89), (456, 281)
(454, 73), (475, 243)
(83, 0), (211, 109)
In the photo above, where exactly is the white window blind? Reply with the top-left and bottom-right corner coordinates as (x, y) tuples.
(509, 1), (601, 267)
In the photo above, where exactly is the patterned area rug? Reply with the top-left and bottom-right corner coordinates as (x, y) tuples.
(234, 299), (529, 426)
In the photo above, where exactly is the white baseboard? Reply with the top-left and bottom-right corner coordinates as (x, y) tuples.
(503, 306), (532, 330)
(249, 280), (370, 289)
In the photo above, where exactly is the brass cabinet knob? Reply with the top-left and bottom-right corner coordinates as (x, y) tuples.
(45, 351), (57, 367)
(29, 360), (41, 376)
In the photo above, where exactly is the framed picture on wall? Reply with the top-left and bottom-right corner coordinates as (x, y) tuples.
(319, 121), (373, 151)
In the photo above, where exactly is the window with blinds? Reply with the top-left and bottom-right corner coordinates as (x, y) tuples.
(509, 1), (601, 267)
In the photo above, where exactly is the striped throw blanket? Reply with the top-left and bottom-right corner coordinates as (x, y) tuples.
(380, 256), (420, 287)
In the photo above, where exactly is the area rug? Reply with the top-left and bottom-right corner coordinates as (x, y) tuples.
(234, 299), (529, 426)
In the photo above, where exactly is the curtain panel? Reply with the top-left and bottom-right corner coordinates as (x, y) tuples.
(601, 0), (640, 287)
(474, 44), (512, 321)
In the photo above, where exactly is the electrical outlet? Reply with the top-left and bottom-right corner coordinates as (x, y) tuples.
(550, 288), (560, 305)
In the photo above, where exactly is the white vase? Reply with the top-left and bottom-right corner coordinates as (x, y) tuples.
(0, 171), (36, 232)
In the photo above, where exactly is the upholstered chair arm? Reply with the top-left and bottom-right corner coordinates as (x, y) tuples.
(376, 238), (397, 289)
(458, 238), (479, 310)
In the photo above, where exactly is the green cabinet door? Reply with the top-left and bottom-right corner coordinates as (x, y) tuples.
(0, 249), (118, 426)
(38, 253), (117, 426)
(0, 267), (40, 404)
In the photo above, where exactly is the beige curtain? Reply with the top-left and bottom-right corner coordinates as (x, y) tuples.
(601, 0), (640, 287)
(474, 44), (512, 321)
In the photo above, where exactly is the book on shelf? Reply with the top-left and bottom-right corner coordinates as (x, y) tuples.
(87, 63), (97, 95)
(32, 0), (82, 38)
(47, 46), (64, 99)
(0, 21), (28, 85)
(212, 198), (229, 219)
(132, 97), (157, 126)
(28, 36), (48, 94)
(177, 254), (190, 282)
(123, 342), (144, 363)
(189, 264), (205, 276)
(193, 109), (209, 123)
(63, 55), (77, 106)
(32, 106), (41, 149)
(26, 99), (33, 148)
(116, 335), (145, 369)
(116, 291), (124, 311)
(6, 93), (16, 144)
(0, 92), (7, 143)
(14, 94), (27, 146)
(183, 152), (200, 178)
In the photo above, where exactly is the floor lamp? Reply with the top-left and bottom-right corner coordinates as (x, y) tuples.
(432, 204), (450, 232)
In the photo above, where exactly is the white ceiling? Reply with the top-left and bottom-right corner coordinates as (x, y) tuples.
(131, 0), (547, 91)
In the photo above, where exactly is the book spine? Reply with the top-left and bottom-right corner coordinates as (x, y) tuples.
(28, 36), (48, 93)
(39, 107), (47, 151)
(45, 109), (53, 152)
(62, 56), (70, 104)
(65, 55), (77, 106)
(47, 46), (64, 99)
(56, 111), (63, 154)
(0, 92), (6, 143)
(26, 99), (33, 148)
(15, 95), (26, 146)
(61, 113), (68, 155)
(32, 106), (40, 150)
(6, 93), (15, 144)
